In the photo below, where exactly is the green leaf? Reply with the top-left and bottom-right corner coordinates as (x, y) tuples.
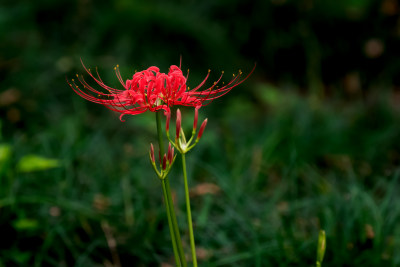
(13, 218), (39, 230)
(17, 154), (60, 172)
(316, 230), (326, 266)
(256, 83), (297, 108)
(0, 144), (12, 173)
(257, 84), (281, 106)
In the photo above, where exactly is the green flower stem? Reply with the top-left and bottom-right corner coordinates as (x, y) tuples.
(156, 112), (187, 267)
(161, 179), (180, 266)
(165, 177), (187, 267)
(181, 153), (198, 267)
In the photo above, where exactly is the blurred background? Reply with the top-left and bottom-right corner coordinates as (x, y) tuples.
(2, 0), (400, 266)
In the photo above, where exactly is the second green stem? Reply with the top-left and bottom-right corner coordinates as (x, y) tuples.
(181, 153), (198, 267)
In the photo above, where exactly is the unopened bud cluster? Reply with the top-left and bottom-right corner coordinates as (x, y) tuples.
(166, 108), (208, 154)
(149, 143), (176, 179)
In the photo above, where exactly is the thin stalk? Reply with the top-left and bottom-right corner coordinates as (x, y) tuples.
(165, 177), (187, 267)
(161, 179), (180, 266)
(156, 112), (187, 267)
(181, 153), (198, 267)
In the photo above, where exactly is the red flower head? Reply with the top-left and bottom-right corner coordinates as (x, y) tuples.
(68, 59), (254, 121)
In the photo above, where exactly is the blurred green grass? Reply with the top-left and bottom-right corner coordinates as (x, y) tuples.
(2, 86), (400, 266)
(2, 0), (400, 266)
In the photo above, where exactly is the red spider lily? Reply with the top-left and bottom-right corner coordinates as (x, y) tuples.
(68, 59), (255, 121)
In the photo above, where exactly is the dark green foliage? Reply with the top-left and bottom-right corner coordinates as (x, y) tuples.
(1, 0), (400, 266)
